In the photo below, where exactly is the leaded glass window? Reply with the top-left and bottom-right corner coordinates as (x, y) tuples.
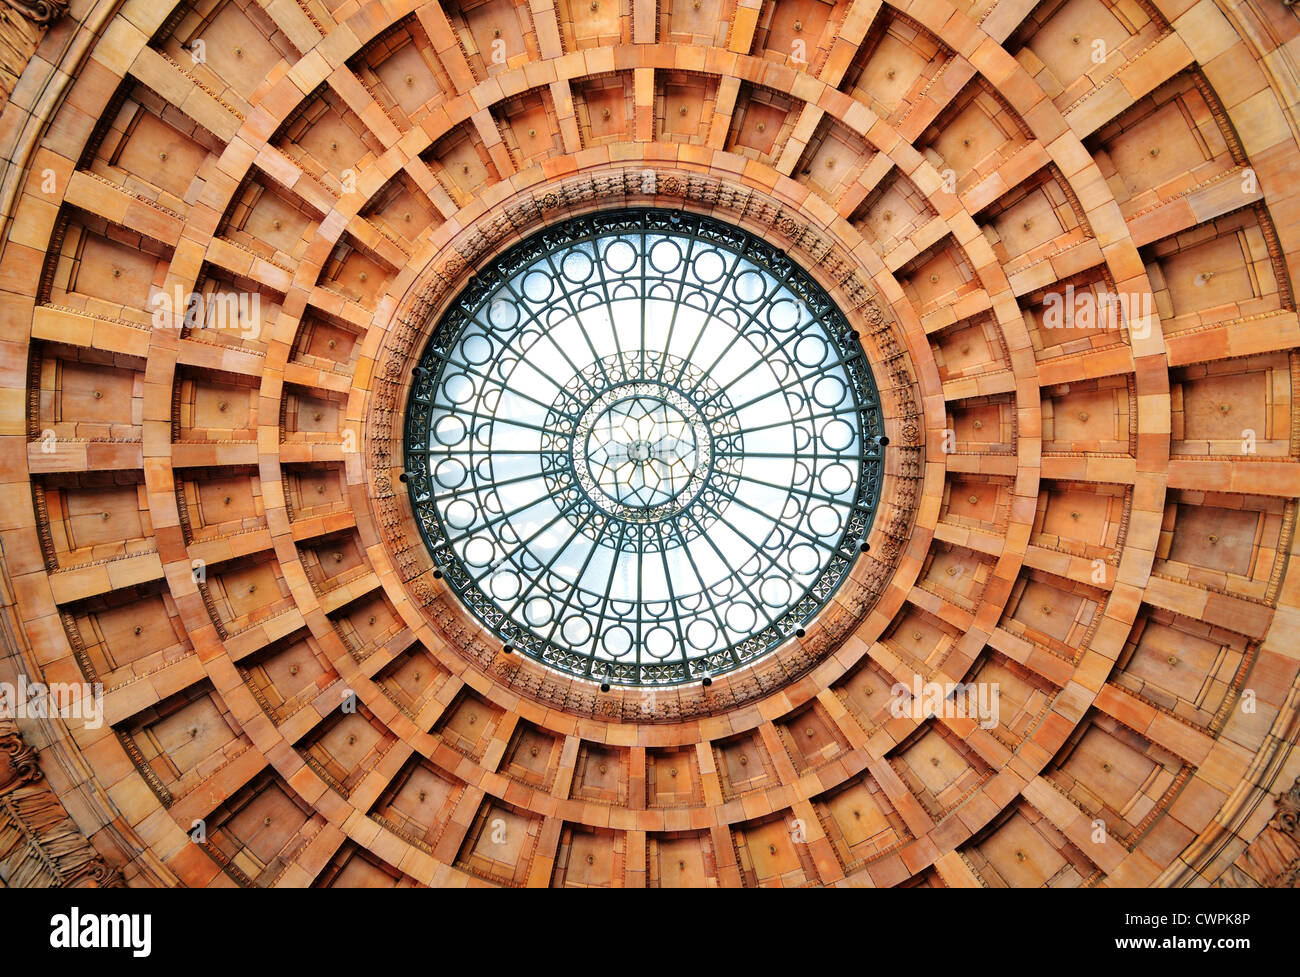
(405, 210), (886, 686)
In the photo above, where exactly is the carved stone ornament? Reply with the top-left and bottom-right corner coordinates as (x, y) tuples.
(0, 0), (69, 107)
(0, 722), (41, 795)
(0, 721), (125, 887)
(5, 0), (67, 23)
(1215, 776), (1300, 888)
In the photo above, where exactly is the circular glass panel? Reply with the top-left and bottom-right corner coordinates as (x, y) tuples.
(405, 209), (885, 686)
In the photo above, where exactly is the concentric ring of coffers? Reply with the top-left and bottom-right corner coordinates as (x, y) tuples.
(404, 209), (887, 687)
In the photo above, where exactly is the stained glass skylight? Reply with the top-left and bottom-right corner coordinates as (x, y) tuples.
(404, 209), (886, 687)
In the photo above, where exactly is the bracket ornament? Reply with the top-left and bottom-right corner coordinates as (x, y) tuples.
(0, 722), (40, 795)
(0, 0), (68, 106)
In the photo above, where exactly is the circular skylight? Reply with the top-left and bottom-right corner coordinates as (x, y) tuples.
(405, 210), (885, 687)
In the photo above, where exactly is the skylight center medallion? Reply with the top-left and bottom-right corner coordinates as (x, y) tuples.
(574, 385), (710, 520)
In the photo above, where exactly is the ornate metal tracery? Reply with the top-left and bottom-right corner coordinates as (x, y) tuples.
(405, 209), (885, 686)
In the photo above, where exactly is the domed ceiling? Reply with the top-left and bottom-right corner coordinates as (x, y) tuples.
(0, 0), (1298, 888)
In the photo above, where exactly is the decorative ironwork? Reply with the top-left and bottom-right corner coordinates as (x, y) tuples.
(405, 209), (886, 686)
